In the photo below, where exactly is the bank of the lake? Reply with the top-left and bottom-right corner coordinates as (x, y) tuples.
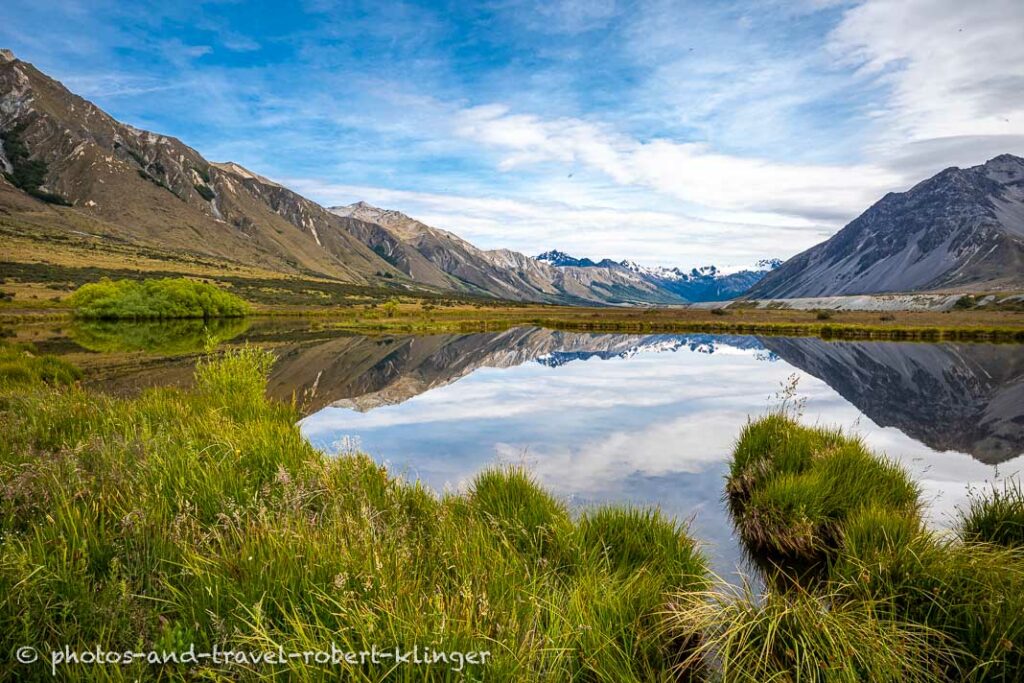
(2, 340), (1023, 681)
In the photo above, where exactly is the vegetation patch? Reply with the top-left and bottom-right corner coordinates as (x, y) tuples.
(68, 277), (250, 320)
(0, 123), (70, 205)
(833, 507), (1024, 681)
(955, 479), (1024, 548)
(726, 413), (920, 572)
(668, 585), (946, 682)
(0, 344), (710, 681)
(726, 409), (1024, 681)
(0, 343), (80, 388)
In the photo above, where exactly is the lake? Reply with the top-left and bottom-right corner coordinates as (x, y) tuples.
(17, 318), (1024, 579)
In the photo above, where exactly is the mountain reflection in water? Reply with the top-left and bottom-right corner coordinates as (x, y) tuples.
(285, 329), (1022, 577)
(58, 321), (1023, 579)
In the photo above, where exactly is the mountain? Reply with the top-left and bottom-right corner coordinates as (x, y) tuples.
(0, 50), (769, 305)
(537, 250), (781, 302)
(749, 155), (1024, 298)
(0, 50), (407, 283)
(331, 202), (706, 304)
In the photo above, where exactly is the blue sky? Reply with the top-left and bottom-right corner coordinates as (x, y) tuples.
(2, 0), (1022, 268)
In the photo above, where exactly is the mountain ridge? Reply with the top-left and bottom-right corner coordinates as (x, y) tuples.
(748, 154), (1024, 298)
(0, 49), (771, 305)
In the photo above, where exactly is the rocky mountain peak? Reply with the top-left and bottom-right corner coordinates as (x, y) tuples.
(748, 153), (1024, 298)
(980, 153), (1024, 184)
(0, 49), (16, 64)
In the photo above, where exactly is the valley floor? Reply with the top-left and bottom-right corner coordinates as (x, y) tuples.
(3, 221), (1024, 342)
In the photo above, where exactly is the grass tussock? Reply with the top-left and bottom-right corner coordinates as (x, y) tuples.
(833, 512), (1024, 681)
(956, 479), (1024, 548)
(68, 277), (249, 320)
(727, 414), (920, 569)
(667, 585), (947, 682)
(0, 343), (81, 388)
(728, 413), (1024, 681)
(0, 344), (708, 681)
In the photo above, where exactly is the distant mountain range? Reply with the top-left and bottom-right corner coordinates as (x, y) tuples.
(749, 154), (1024, 298)
(3, 48), (1022, 304)
(535, 250), (782, 302)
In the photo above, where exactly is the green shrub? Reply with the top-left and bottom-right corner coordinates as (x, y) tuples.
(69, 277), (249, 319)
(381, 297), (400, 318)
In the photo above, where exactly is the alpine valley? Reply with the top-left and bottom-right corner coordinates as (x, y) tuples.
(0, 49), (775, 306)
(2, 48), (1023, 306)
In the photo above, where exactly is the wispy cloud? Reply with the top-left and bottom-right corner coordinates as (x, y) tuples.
(2, 0), (1022, 268)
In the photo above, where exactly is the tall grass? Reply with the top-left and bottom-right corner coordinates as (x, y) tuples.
(68, 277), (249, 320)
(727, 415), (1024, 681)
(0, 344), (708, 681)
(833, 508), (1024, 681)
(956, 479), (1024, 548)
(667, 584), (947, 682)
(0, 343), (81, 387)
(726, 414), (920, 572)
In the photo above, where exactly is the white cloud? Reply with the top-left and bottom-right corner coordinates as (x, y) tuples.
(453, 103), (902, 221)
(828, 0), (1024, 168)
(286, 177), (833, 268)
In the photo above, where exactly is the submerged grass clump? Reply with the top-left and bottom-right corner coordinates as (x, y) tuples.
(0, 343), (708, 681)
(68, 277), (249, 320)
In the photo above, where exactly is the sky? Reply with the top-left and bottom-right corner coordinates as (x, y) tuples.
(2, 0), (1023, 269)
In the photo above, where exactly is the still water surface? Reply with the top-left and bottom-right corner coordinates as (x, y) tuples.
(26, 320), (1024, 578)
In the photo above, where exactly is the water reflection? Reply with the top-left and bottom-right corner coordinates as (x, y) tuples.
(71, 317), (250, 354)
(289, 330), (1024, 578)
(32, 320), (1024, 579)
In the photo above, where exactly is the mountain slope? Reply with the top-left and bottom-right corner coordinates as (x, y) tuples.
(1, 49), (773, 305)
(0, 50), (403, 283)
(749, 155), (1024, 298)
(331, 202), (697, 304)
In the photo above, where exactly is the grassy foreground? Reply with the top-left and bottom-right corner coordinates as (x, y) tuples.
(709, 414), (1024, 682)
(0, 344), (708, 681)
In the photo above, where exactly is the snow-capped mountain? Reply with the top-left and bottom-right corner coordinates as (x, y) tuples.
(536, 251), (780, 301)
